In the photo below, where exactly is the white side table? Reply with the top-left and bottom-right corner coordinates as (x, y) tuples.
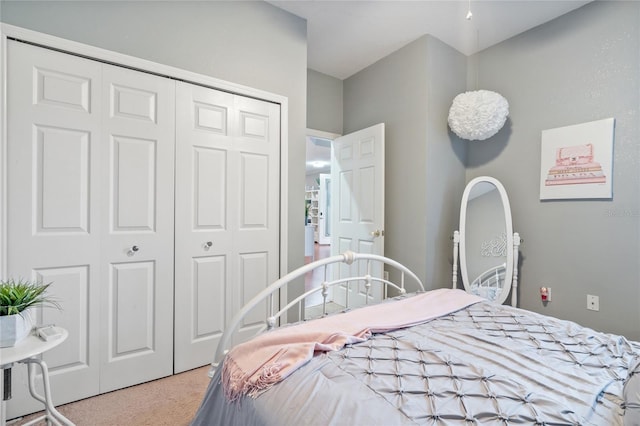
(0, 327), (74, 426)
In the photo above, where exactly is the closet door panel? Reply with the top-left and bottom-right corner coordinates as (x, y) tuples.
(174, 83), (280, 372)
(174, 84), (235, 372)
(194, 147), (227, 229)
(239, 153), (269, 227)
(109, 262), (156, 354)
(99, 64), (175, 392)
(232, 251), (269, 347)
(6, 40), (102, 417)
(231, 97), (281, 342)
(111, 135), (157, 230)
(35, 126), (91, 232)
(33, 266), (91, 363)
(193, 256), (226, 336)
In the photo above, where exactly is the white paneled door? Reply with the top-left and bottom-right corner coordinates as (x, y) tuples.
(7, 40), (176, 416)
(174, 82), (280, 372)
(7, 40), (103, 416)
(98, 64), (175, 392)
(331, 123), (385, 308)
(5, 38), (283, 418)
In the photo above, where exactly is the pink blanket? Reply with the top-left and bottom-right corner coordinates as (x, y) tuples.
(221, 288), (483, 401)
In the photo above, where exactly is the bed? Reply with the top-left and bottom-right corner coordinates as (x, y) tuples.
(468, 263), (506, 302)
(191, 251), (640, 425)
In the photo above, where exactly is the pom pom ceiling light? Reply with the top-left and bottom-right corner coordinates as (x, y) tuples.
(448, 90), (509, 141)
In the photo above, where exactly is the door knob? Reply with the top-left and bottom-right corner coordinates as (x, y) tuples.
(370, 229), (384, 238)
(204, 241), (213, 250)
(127, 245), (140, 256)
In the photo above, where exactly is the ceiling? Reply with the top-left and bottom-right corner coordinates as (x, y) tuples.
(274, 0), (592, 173)
(269, 0), (590, 80)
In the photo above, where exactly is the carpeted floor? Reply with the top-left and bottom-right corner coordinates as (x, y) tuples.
(9, 365), (211, 426)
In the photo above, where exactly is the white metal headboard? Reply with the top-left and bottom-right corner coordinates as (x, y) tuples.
(211, 251), (424, 372)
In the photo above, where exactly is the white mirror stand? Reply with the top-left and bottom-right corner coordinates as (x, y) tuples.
(452, 176), (521, 307)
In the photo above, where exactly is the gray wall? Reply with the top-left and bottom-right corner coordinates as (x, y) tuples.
(0, 1), (308, 276)
(425, 37), (468, 287)
(340, 1), (639, 340)
(344, 35), (467, 287)
(468, 1), (640, 339)
(307, 69), (343, 134)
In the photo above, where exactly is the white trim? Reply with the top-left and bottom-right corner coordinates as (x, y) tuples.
(307, 128), (341, 140)
(1, 24), (285, 103)
(0, 22), (289, 284)
(279, 105), (290, 321)
(0, 29), (8, 279)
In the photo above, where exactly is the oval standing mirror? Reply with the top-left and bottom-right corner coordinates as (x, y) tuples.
(452, 176), (520, 306)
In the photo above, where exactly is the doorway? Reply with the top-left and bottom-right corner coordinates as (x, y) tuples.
(304, 130), (336, 313)
(303, 124), (386, 315)
(304, 129), (337, 255)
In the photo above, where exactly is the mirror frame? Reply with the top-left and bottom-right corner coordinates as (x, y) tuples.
(459, 176), (514, 306)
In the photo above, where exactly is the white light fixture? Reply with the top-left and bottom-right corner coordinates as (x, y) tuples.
(307, 161), (329, 169)
(447, 90), (509, 141)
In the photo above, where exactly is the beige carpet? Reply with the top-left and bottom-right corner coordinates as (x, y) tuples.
(10, 366), (211, 426)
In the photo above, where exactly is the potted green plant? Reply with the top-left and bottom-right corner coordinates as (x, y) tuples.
(0, 279), (60, 347)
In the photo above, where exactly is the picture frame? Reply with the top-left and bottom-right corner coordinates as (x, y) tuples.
(539, 118), (615, 200)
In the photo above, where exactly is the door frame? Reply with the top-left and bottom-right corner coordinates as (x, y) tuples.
(0, 23), (290, 292)
(317, 173), (331, 245)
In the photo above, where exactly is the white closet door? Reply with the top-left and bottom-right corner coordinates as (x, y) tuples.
(6, 41), (176, 417)
(6, 35), (283, 415)
(174, 82), (280, 372)
(229, 94), (281, 348)
(6, 40), (102, 416)
(98, 64), (175, 391)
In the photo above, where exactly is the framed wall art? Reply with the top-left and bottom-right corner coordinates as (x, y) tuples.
(539, 117), (615, 200)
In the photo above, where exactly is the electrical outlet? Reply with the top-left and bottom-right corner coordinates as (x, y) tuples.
(540, 286), (551, 302)
(587, 294), (600, 311)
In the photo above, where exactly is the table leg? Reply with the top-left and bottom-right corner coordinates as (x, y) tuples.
(2, 369), (10, 401)
(21, 358), (74, 426)
(0, 368), (5, 426)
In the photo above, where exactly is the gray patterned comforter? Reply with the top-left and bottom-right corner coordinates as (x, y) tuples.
(191, 301), (640, 425)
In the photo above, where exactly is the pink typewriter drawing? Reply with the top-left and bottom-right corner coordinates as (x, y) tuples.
(545, 143), (606, 186)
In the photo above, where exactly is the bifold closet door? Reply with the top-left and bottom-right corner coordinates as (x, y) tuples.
(98, 64), (175, 393)
(6, 40), (175, 416)
(174, 82), (281, 372)
(6, 40), (103, 417)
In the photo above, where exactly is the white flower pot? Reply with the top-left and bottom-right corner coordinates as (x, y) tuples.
(0, 310), (33, 348)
